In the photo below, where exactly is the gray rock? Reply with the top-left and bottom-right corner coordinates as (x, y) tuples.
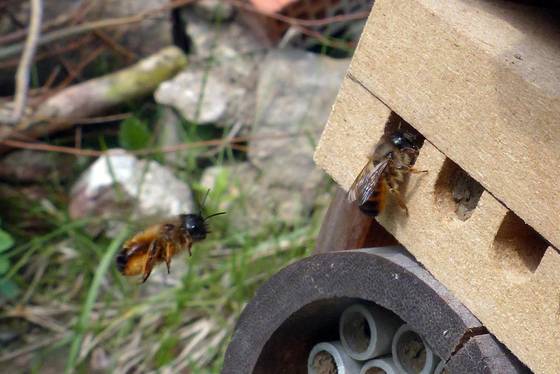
(183, 9), (264, 65)
(155, 107), (187, 165)
(69, 150), (194, 231)
(193, 0), (235, 21)
(0, 150), (75, 183)
(155, 69), (242, 124)
(87, 0), (172, 57)
(155, 12), (264, 126)
(246, 49), (350, 221)
(250, 49), (349, 166)
(200, 162), (257, 216)
(199, 160), (327, 228)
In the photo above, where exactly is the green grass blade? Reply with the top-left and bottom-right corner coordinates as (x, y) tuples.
(64, 228), (129, 373)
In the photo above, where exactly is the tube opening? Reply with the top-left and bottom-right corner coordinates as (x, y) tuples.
(395, 330), (427, 372)
(341, 310), (371, 354)
(364, 368), (387, 374)
(311, 350), (338, 374)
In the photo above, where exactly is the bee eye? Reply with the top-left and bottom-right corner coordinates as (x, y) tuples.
(181, 214), (208, 241)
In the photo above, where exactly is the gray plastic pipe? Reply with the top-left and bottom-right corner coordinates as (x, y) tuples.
(391, 324), (441, 374)
(339, 303), (402, 361)
(433, 359), (448, 374)
(307, 341), (362, 374)
(360, 356), (399, 374)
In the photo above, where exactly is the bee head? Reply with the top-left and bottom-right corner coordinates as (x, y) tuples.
(180, 214), (208, 241)
(180, 211), (226, 241)
(390, 131), (417, 150)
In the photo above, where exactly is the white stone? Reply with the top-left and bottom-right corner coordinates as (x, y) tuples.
(69, 150), (194, 226)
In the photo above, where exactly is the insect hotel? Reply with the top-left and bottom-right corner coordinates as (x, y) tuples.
(224, 1), (559, 373)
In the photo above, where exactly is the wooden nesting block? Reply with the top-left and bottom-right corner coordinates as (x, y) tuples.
(314, 77), (560, 373)
(346, 0), (560, 250)
(387, 139), (559, 374)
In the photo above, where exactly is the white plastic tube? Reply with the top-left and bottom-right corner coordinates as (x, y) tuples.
(433, 359), (448, 374)
(391, 324), (440, 374)
(360, 356), (399, 374)
(339, 303), (402, 361)
(307, 341), (362, 374)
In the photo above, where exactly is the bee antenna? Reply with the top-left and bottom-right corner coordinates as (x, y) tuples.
(204, 211), (226, 221)
(198, 189), (211, 216)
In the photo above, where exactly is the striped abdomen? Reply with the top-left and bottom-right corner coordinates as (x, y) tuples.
(359, 179), (388, 217)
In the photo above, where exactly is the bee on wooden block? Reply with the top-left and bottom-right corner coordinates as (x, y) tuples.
(116, 211), (225, 283)
(348, 131), (427, 217)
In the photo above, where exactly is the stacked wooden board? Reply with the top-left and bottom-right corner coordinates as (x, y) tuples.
(314, 0), (560, 373)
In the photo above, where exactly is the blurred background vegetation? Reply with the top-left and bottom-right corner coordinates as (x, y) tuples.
(0, 0), (371, 372)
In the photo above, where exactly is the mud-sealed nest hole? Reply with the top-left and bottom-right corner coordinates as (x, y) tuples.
(340, 309), (371, 353)
(396, 330), (427, 373)
(311, 351), (338, 374)
(434, 158), (484, 221)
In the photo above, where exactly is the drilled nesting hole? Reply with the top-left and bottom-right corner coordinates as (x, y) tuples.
(493, 212), (548, 277)
(383, 112), (425, 150)
(377, 113), (426, 218)
(434, 159), (484, 221)
(311, 351), (337, 374)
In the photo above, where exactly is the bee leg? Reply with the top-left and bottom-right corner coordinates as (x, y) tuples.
(389, 188), (409, 216)
(395, 161), (428, 174)
(164, 242), (173, 274)
(178, 227), (193, 257)
(159, 224), (176, 274)
(187, 243), (192, 257)
(407, 166), (429, 174)
(399, 148), (427, 173)
(141, 240), (159, 283)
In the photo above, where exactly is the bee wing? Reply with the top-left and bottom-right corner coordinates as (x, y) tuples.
(347, 159), (389, 206)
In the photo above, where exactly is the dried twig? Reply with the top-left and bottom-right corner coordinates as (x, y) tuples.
(41, 65), (62, 90)
(2, 0), (43, 125)
(0, 334), (67, 362)
(0, 46), (187, 142)
(93, 30), (137, 61)
(0, 0), (367, 61)
(0, 0), (197, 61)
(0, 1), (88, 45)
(202, 120), (245, 157)
(5, 306), (67, 334)
(55, 44), (106, 89)
(0, 132), (302, 157)
(0, 34), (94, 70)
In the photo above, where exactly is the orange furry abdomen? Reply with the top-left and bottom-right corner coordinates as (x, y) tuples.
(359, 179), (388, 217)
(116, 225), (161, 276)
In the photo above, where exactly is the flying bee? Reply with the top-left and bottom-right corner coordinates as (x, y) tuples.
(348, 131), (427, 217)
(116, 211), (225, 283)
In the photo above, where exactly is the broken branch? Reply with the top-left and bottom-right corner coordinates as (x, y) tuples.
(0, 46), (187, 142)
(2, 0), (43, 125)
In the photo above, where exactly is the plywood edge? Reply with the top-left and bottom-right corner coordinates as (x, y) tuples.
(314, 75), (389, 190)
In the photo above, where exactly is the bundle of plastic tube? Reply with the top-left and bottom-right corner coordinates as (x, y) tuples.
(307, 303), (442, 374)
